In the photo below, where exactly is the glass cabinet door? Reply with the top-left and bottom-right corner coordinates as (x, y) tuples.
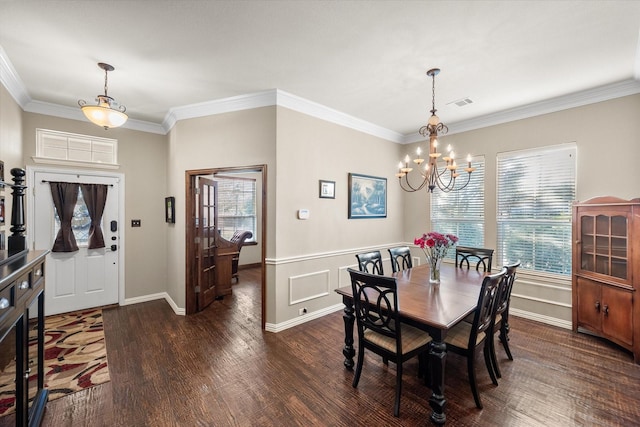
(580, 213), (628, 280)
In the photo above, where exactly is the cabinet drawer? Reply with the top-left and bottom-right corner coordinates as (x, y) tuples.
(31, 261), (44, 283)
(14, 272), (32, 302)
(0, 282), (15, 325)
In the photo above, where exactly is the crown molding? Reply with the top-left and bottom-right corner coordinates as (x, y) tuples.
(163, 89), (278, 131)
(401, 78), (640, 144)
(0, 45), (31, 106)
(275, 90), (405, 143)
(3, 45), (640, 142)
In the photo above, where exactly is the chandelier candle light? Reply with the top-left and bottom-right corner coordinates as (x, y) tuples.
(397, 68), (475, 193)
(78, 62), (128, 130)
(414, 232), (458, 284)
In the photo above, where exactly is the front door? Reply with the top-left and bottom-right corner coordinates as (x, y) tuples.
(197, 177), (218, 311)
(31, 169), (121, 315)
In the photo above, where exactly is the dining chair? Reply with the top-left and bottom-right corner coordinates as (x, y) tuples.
(388, 246), (413, 273)
(487, 261), (521, 379)
(444, 267), (506, 409)
(355, 250), (384, 275)
(455, 246), (495, 272)
(347, 268), (432, 417)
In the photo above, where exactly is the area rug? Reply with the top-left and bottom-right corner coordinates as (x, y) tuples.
(0, 308), (110, 417)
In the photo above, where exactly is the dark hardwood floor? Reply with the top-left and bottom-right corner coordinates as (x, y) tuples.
(37, 267), (640, 426)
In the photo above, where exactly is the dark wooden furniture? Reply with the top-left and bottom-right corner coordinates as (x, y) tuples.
(444, 268), (505, 409)
(336, 263), (486, 425)
(388, 246), (413, 273)
(347, 268), (432, 417)
(455, 246), (494, 272)
(572, 196), (640, 364)
(0, 168), (48, 426)
(229, 230), (253, 282)
(355, 250), (384, 275)
(489, 261), (520, 378)
(0, 251), (48, 427)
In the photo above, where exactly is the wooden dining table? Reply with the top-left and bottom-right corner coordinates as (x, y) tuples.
(335, 263), (486, 425)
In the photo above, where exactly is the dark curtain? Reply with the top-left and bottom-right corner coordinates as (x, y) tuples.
(80, 184), (108, 249)
(49, 182), (80, 252)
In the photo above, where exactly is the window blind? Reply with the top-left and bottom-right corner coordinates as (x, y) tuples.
(431, 156), (485, 258)
(497, 144), (576, 275)
(216, 177), (256, 241)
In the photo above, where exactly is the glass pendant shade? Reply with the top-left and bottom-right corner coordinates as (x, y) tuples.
(78, 63), (128, 130)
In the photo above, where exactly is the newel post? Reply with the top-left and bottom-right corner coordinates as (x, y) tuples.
(8, 168), (27, 255)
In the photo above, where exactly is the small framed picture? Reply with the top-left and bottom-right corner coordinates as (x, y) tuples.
(0, 160), (4, 190)
(165, 196), (175, 223)
(319, 180), (335, 199)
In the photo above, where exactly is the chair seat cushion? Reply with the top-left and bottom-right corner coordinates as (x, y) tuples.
(445, 321), (485, 349)
(364, 324), (431, 354)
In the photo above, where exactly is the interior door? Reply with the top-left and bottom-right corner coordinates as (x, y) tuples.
(33, 170), (120, 315)
(197, 177), (218, 311)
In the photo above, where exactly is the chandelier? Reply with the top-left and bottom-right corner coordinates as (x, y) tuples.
(396, 68), (474, 193)
(78, 62), (128, 130)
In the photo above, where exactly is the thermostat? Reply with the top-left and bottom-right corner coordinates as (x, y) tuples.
(297, 209), (310, 220)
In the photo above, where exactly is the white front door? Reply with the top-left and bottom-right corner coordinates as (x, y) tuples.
(29, 168), (123, 315)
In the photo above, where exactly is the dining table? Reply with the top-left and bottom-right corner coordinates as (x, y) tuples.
(335, 262), (486, 425)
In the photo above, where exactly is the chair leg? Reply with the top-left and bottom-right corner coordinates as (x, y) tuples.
(383, 356), (389, 365)
(500, 322), (514, 361)
(484, 340), (498, 385)
(485, 334), (502, 378)
(394, 360), (402, 417)
(352, 347), (365, 388)
(468, 352), (483, 409)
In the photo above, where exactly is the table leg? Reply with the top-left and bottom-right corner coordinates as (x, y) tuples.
(341, 296), (355, 370)
(429, 340), (447, 425)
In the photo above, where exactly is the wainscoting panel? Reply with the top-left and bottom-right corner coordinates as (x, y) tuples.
(289, 270), (331, 305)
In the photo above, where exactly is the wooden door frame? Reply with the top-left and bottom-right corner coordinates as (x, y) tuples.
(185, 165), (267, 329)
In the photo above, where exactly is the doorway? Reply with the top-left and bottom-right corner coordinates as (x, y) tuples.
(185, 165), (266, 329)
(28, 166), (124, 316)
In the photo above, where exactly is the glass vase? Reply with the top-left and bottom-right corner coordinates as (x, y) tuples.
(429, 256), (441, 284)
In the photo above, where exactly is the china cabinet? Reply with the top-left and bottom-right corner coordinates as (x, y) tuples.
(572, 196), (640, 363)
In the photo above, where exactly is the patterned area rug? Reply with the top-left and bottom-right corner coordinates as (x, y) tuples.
(0, 308), (110, 417)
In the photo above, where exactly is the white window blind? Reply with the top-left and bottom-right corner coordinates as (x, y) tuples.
(431, 156), (485, 258)
(216, 177), (256, 241)
(497, 144), (576, 275)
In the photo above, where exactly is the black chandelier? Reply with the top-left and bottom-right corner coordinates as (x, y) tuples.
(396, 68), (474, 193)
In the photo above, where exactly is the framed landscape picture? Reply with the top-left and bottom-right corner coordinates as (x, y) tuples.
(348, 173), (387, 219)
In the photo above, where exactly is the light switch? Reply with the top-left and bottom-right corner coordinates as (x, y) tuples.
(297, 209), (310, 220)
(131, 219), (141, 227)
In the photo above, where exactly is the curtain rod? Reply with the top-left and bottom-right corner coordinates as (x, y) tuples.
(41, 180), (114, 187)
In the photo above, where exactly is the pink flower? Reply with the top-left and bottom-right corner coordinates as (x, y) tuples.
(414, 231), (459, 261)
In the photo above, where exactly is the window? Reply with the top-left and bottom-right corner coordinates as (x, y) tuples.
(36, 129), (118, 167)
(53, 189), (92, 246)
(216, 176), (257, 241)
(497, 144), (576, 275)
(431, 156), (485, 259)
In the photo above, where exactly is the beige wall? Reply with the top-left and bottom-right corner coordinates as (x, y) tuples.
(21, 112), (169, 301)
(0, 84), (25, 222)
(272, 107), (404, 325)
(165, 107), (277, 311)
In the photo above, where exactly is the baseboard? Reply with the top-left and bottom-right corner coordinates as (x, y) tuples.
(510, 308), (571, 330)
(239, 262), (261, 270)
(122, 292), (185, 316)
(265, 303), (344, 333)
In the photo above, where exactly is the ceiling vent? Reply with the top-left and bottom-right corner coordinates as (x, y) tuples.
(447, 97), (474, 107)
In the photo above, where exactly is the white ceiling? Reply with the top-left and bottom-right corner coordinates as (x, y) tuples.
(1, 1), (640, 140)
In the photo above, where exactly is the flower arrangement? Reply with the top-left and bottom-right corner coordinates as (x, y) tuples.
(414, 232), (459, 284)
